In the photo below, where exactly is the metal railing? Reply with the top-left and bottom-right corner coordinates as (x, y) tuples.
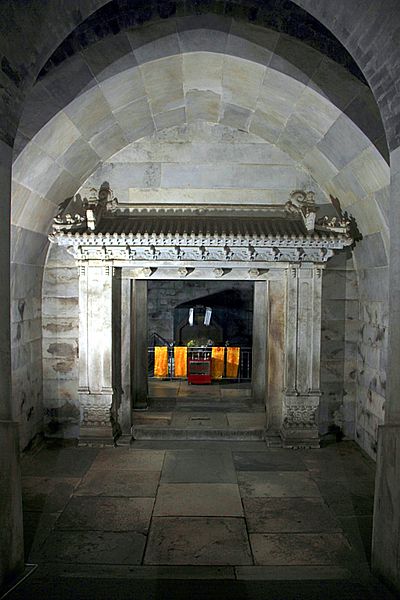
(148, 346), (252, 382)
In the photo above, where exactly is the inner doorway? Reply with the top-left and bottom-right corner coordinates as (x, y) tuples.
(132, 280), (268, 440)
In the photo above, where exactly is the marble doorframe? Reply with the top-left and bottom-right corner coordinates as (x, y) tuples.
(107, 263), (324, 446)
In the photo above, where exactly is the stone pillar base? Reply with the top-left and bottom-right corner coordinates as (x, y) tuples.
(372, 424), (400, 592)
(280, 425), (320, 448)
(79, 393), (115, 445)
(280, 393), (320, 449)
(0, 421), (24, 589)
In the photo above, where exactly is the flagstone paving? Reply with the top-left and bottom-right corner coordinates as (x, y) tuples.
(18, 439), (396, 599)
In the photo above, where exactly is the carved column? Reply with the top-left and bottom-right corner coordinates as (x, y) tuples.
(78, 263), (114, 441)
(131, 279), (148, 410)
(281, 265), (324, 448)
(252, 281), (268, 407)
(120, 274), (133, 431)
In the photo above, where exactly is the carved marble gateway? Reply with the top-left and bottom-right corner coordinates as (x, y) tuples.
(50, 187), (353, 269)
(50, 187), (355, 447)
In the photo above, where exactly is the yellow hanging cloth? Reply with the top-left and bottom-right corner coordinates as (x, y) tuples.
(174, 346), (187, 378)
(226, 347), (240, 378)
(211, 347), (225, 380)
(154, 346), (168, 378)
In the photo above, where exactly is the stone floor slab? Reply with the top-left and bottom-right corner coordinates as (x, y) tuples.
(238, 471), (322, 497)
(23, 511), (60, 562)
(22, 477), (80, 512)
(161, 449), (237, 483)
(144, 517), (253, 565)
(177, 383), (221, 398)
(235, 565), (352, 580)
(233, 451), (306, 471)
(171, 413), (228, 428)
(37, 530), (146, 564)
(132, 440), (268, 451)
(149, 382), (180, 397)
(56, 496), (154, 533)
(44, 564), (236, 579)
(133, 414), (172, 427)
(22, 447), (98, 477)
(220, 388), (252, 399)
(75, 470), (160, 497)
(227, 414), (266, 428)
(250, 532), (351, 566)
(243, 497), (342, 532)
(153, 483), (243, 516)
(312, 478), (374, 516)
(90, 448), (165, 471)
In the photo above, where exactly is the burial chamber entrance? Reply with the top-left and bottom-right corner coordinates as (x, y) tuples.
(50, 186), (354, 447)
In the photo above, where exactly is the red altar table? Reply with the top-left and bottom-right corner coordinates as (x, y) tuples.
(187, 357), (212, 384)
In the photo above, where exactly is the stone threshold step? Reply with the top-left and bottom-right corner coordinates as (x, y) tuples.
(132, 427), (266, 440)
(34, 564), (351, 581)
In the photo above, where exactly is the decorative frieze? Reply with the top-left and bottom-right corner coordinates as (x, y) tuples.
(51, 233), (349, 266)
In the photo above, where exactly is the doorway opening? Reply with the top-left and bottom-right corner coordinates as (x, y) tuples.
(132, 280), (268, 440)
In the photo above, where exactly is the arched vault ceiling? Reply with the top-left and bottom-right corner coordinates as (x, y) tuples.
(0, 0), (398, 152)
(12, 47), (389, 270)
(15, 18), (386, 161)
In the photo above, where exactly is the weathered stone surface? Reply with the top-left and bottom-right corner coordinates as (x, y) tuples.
(37, 530), (146, 564)
(238, 471), (321, 498)
(153, 483), (243, 516)
(250, 532), (350, 566)
(76, 470), (160, 498)
(144, 517), (252, 565)
(372, 426), (400, 590)
(243, 497), (341, 532)
(21, 447), (98, 478)
(22, 477), (79, 513)
(56, 496), (154, 533)
(161, 449), (236, 483)
(0, 421), (24, 588)
(232, 451), (306, 472)
(90, 448), (165, 471)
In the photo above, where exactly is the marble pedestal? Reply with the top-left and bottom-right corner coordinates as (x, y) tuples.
(280, 394), (320, 449)
(79, 392), (115, 444)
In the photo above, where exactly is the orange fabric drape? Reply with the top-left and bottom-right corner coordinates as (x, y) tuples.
(211, 347), (225, 380)
(154, 346), (168, 378)
(174, 346), (187, 378)
(226, 347), (240, 378)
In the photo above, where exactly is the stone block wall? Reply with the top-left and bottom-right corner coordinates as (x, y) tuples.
(11, 226), (47, 450)
(354, 229), (389, 459)
(41, 244), (79, 439)
(320, 253), (359, 439)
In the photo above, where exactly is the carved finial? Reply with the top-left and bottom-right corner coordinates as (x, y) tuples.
(52, 183), (120, 235)
(285, 190), (317, 233)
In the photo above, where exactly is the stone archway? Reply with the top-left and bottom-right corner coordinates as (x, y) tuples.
(2, 0), (400, 591)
